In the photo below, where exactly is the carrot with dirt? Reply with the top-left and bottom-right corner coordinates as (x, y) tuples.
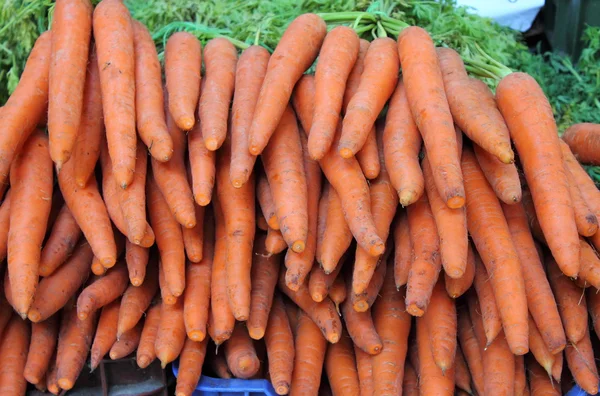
(256, 170), (278, 230)
(7, 130), (53, 317)
(342, 38), (369, 111)
(355, 346), (375, 396)
(417, 315), (455, 396)
(445, 243), (476, 298)
(155, 298), (186, 367)
(132, 20), (173, 161)
(289, 310), (326, 394)
(175, 337), (209, 396)
(514, 354), (527, 396)
(393, 211), (412, 288)
(565, 327), (599, 394)
(0, 31), (51, 185)
(248, 13), (326, 155)
(46, 358), (58, 396)
(230, 45), (270, 187)
(118, 258), (158, 336)
(455, 346), (473, 395)
(90, 298), (120, 370)
(0, 315), (30, 395)
(265, 295), (295, 395)
(48, 0), (92, 167)
(320, 185), (352, 274)
(24, 315), (59, 385)
(308, 26), (359, 160)
(93, 0), (137, 188)
(39, 205), (82, 277)
(398, 27), (464, 208)
(147, 174), (186, 297)
(189, 117), (216, 206)
(527, 355), (561, 396)
(474, 143), (522, 205)
(225, 322), (261, 379)
(462, 147), (528, 355)
(528, 314), (555, 376)
(292, 74), (316, 133)
(136, 303), (161, 369)
(384, 78), (424, 206)
(199, 38), (237, 151)
(309, 257), (344, 303)
(165, 32), (201, 131)
(126, 241), (150, 286)
(342, 299), (382, 355)
(457, 308), (485, 396)
(109, 321), (143, 359)
(562, 123), (600, 165)
(425, 278), (457, 373)
(247, 234), (281, 340)
(265, 228), (287, 255)
(28, 243), (93, 323)
(472, 254), (502, 346)
(0, 191), (11, 263)
(77, 260), (129, 320)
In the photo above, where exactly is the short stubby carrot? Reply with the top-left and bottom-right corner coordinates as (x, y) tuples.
(230, 45), (269, 188)
(248, 14), (326, 155)
(496, 72), (580, 277)
(309, 26), (360, 160)
(563, 123), (600, 165)
(265, 227), (286, 255)
(199, 38), (237, 151)
(309, 258), (344, 303)
(291, 74), (315, 133)
(189, 118), (216, 206)
(474, 144), (522, 205)
(398, 27), (464, 208)
(339, 37), (399, 158)
(109, 321), (143, 360)
(165, 32), (202, 131)
(93, 0), (137, 188)
(224, 323), (261, 379)
(48, 0), (93, 167)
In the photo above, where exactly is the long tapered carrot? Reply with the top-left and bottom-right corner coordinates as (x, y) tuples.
(265, 295), (294, 395)
(320, 185), (352, 274)
(497, 72), (579, 276)
(0, 191), (11, 263)
(289, 310), (326, 394)
(8, 131), (53, 317)
(474, 143), (522, 205)
(28, 243), (92, 323)
(355, 345), (375, 396)
(248, 14), (326, 155)
(118, 258), (158, 336)
(462, 147), (528, 355)
(136, 303), (161, 369)
(39, 204), (82, 277)
(165, 32), (201, 131)
(90, 298), (120, 370)
(24, 315), (59, 385)
(565, 327), (599, 394)
(0, 315), (30, 395)
(350, 254), (387, 312)
(445, 243), (476, 298)
(126, 241), (149, 286)
(398, 27), (464, 208)
(342, 299), (382, 355)
(224, 322), (260, 379)
(132, 20), (172, 161)
(527, 355), (561, 396)
(473, 253), (502, 346)
(256, 169), (278, 230)
(292, 74), (315, 133)
(182, 204), (205, 263)
(563, 123), (600, 165)
(528, 314), (555, 375)
(94, 0), (137, 188)
(155, 298), (186, 367)
(230, 46), (270, 187)
(425, 278), (457, 373)
(0, 31), (51, 185)
(342, 38), (369, 112)
(309, 257), (344, 303)
(458, 308), (485, 396)
(551, 351), (563, 386)
(77, 260), (128, 320)
(175, 337), (208, 396)
(308, 26), (359, 159)
(417, 315), (455, 395)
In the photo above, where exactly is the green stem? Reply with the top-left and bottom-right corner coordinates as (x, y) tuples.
(354, 24), (376, 36)
(376, 21), (387, 38)
(319, 12), (376, 23)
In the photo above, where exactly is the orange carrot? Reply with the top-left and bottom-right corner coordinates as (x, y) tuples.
(565, 327), (599, 394)
(256, 169), (278, 230)
(309, 257), (344, 303)
(515, 354), (527, 396)
(578, 238), (600, 289)
(155, 298), (186, 367)
(225, 322), (261, 379)
(350, 254), (387, 312)
(181, 203), (205, 263)
(528, 314), (555, 376)
(265, 295), (294, 395)
(565, 163), (599, 237)
(126, 241), (150, 286)
(473, 253), (502, 346)
(474, 143), (522, 205)
(136, 303), (161, 369)
(355, 345), (375, 396)
(356, 127), (380, 180)
(315, 185), (328, 265)
(552, 347), (564, 383)
(289, 310), (326, 395)
(527, 355), (561, 396)
(189, 118), (216, 207)
(248, 14), (326, 155)
(342, 39), (369, 111)
(342, 299), (382, 355)
(561, 139), (600, 224)
(455, 345), (472, 395)
(109, 321), (143, 359)
(257, 210), (269, 231)
(393, 211), (412, 288)
(0, 191), (11, 263)
(292, 74), (315, 133)
(445, 243), (476, 298)
(118, 258), (158, 336)
(417, 315), (455, 395)
(0, 315), (30, 395)
(425, 278), (457, 373)
(175, 337), (208, 396)
(458, 308), (485, 396)
(90, 298), (120, 370)
(77, 260), (128, 320)
(563, 123), (600, 165)
(39, 204), (82, 277)
(325, 331), (360, 395)
(24, 315), (58, 385)
(329, 277), (347, 315)
(0, 293), (12, 340)
(265, 227), (287, 255)
(588, 288), (600, 339)
(159, 258), (177, 305)
(46, 355), (59, 395)
(398, 27), (464, 208)
(403, 363), (419, 396)
(320, 185), (352, 274)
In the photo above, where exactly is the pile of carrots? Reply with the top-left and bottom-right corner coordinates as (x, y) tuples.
(3, 0), (600, 394)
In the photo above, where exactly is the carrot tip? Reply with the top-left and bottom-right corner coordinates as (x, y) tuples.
(137, 356), (150, 369)
(78, 312), (89, 321)
(275, 384), (290, 395)
(131, 278), (143, 287)
(368, 241), (385, 257)
(311, 293), (324, 303)
(231, 179), (243, 189)
(205, 138), (219, 151)
(188, 330), (206, 342)
(248, 145), (261, 156)
(195, 195), (211, 207)
(399, 190), (416, 207)
(446, 268), (464, 279)
(101, 257), (116, 268)
(353, 301), (368, 312)
(27, 310), (41, 323)
(248, 327), (265, 340)
(177, 116), (195, 131)
(446, 195), (465, 209)
(57, 379), (74, 391)
(406, 304), (424, 317)
(328, 333), (340, 343)
(291, 240), (306, 253)
(339, 147), (354, 159)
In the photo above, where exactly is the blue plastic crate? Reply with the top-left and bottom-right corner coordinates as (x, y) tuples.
(172, 360), (277, 396)
(566, 385), (592, 396)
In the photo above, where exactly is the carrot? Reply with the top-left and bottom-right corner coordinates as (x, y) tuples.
(458, 307), (485, 396)
(189, 117), (216, 207)
(462, 147), (529, 355)
(155, 297), (186, 367)
(109, 321), (143, 359)
(309, 257), (344, 303)
(125, 241), (149, 286)
(0, 293), (12, 341)
(77, 260), (128, 320)
(563, 123), (600, 165)
(7, 131), (53, 316)
(425, 278), (457, 372)
(72, 46), (103, 187)
(578, 238), (600, 289)
(398, 27), (464, 208)
(0, 31), (51, 185)
(181, 202), (205, 262)
(353, 347), (374, 396)
(502, 201), (566, 354)
(230, 45), (269, 187)
(136, 303), (161, 369)
(56, 302), (97, 390)
(515, 354), (527, 396)
(551, 351), (563, 383)
(132, 20), (172, 161)
(527, 355), (561, 396)
(455, 345), (472, 395)
(405, 191), (441, 316)
(565, 327), (599, 394)
(356, 127), (380, 180)
(521, 187), (547, 244)
(445, 243), (476, 298)
(326, 335), (361, 396)
(292, 74), (316, 133)
(474, 143), (522, 205)
(265, 295), (294, 395)
(118, 259), (158, 337)
(384, 78), (424, 206)
(265, 227), (287, 255)
(248, 14), (326, 155)
(225, 322), (261, 379)
(46, 356), (59, 395)
(309, 26), (359, 160)
(315, 185), (328, 265)
(93, 0), (136, 188)
(393, 212), (412, 288)
(248, 234), (281, 340)
(175, 337), (208, 396)
(207, 345), (232, 379)
(90, 298), (120, 370)
(24, 315), (58, 385)
(257, 210), (269, 231)
(588, 288), (600, 339)
(0, 316), (30, 395)
(565, 154), (599, 237)
(99, 141), (131, 235)
(165, 32), (201, 131)
(329, 277), (347, 315)
(0, 191), (11, 263)
(28, 243), (92, 323)
(290, 310), (326, 395)
(528, 314), (555, 375)
(408, 334), (420, 375)
(341, 38), (369, 111)
(39, 205), (82, 277)
(417, 315), (455, 395)
(256, 170), (278, 230)
(402, 363), (419, 396)
(350, 254), (387, 312)
(158, 258), (177, 305)
(320, 184), (352, 274)
(262, 106), (308, 253)
(339, 37), (398, 158)
(472, 253), (502, 346)
(342, 299), (382, 355)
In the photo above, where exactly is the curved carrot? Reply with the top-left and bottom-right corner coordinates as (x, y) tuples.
(224, 322), (261, 379)
(155, 298), (186, 367)
(445, 243), (476, 298)
(563, 123), (600, 165)
(472, 252), (502, 346)
(265, 295), (294, 395)
(77, 260), (128, 320)
(320, 185), (352, 274)
(425, 278), (457, 373)
(175, 337), (208, 396)
(290, 310), (326, 395)
(342, 300), (382, 355)
(417, 315), (455, 395)
(90, 298), (120, 370)
(126, 241), (150, 286)
(393, 211), (412, 288)
(136, 303), (161, 369)
(109, 321), (143, 359)
(474, 143), (522, 205)
(355, 346), (375, 396)
(165, 32), (201, 131)
(0, 315), (30, 395)
(24, 314), (58, 385)
(291, 74), (315, 133)
(118, 258), (158, 336)
(256, 170), (278, 230)
(398, 27), (464, 208)
(565, 327), (599, 394)
(248, 14), (326, 155)
(39, 204), (82, 277)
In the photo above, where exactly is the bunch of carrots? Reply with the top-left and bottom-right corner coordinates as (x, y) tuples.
(2, 0), (600, 394)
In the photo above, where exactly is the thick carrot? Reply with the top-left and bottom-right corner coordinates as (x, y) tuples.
(290, 310), (326, 395)
(0, 31), (51, 185)
(77, 260), (128, 320)
(230, 46), (270, 187)
(309, 26), (359, 159)
(565, 327), (599, 394)
(417, 315), (455, 395)
(0, 316), (30, 395)
(248, 14), (326, 155)
(339, 37), (398, 158)
(356, 127), (380, 180)
(350, 254), (387, 312)
(8, 130), (53, 316)
(455, 345), (472, 395)
(497, 72), (580, 276)
(292, 74), (315, 133)
(28, 243), (93, 323)
(118, 258), (158, 336)
(473, 253), (502, 346)
(181, 200), (205, 261)
(502, 201), (566, 354)
(462, 147), (529, 354)
(175, 337), (208, 396)
(474, 143), (522, 205)
(126, 241), (150, 286)
(398, 27), (464, 208)
(39, 205), (82, 277)
(445, 243), (476, 298)
(136, 303), (161, 368)
(72, 46), (103, 187)
(265, 228), (287, 255)
(402, 363), (419, 396)
(24, 315), (58, 385)
(578, 238), (600, 289)
(247, 235), (281, 340)
(0, 191), (11, 263)
(155, 298), (186, 367)
(342, 299), (382, 355)
(458, 308), (485, 396)
(528, 314), (555, 375)
(309, 258), (344, 303)
(588, 288), (600, 339)
(165, 32), (201, 131)
(189, 117), (216, 207)
(354, 345), (374, 396)
(93, 0), (136, 188)
(90, 298), (120, 370)
(384, 78), (424, 206)
(256, 169), (278, 230)
(265, 295), (294, 395)
(320, 185), (352, 274)
(225, 322), (261, 379)
(109, 321), (143, 359)
(563, 123), (600, 165)
(527, 355), (561, 396)
(425, 278), (457, 372)
(132, 20), (172, 161)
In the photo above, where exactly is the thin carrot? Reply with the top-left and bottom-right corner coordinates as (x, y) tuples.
(455, 345), (472, 395)
(100, 141), (131, 237)
(256, 169), (278, 230)
(136, 303), (161, 369)
(225, 322), (261, 379)
(563, 123), (600, 165)
(257, 210), (269, 231)
(342, 39), (369, 111)
(561, 139), (600, 223)
(350, 254), (387, 312)
(565, 327), (599, 394)
(473, 252), (502, 346)
(0, 191), (11, 263)
(0, 316), (30, 395)
(393, 211), (412, 288)
(118, 258), (158, 336)
(175, 337), (208, 396)
(77, 260), (128, 320)
(159, 258), (177, 305)
(289, 310), (326, 395)
(417, 315), (455, 396)
(565, 162), (599, 237)
(0, 293), (12, 340)
(355, 346), (375, 396)
(24, 314), (59, 385)
(445, 243), (476, 298)
(309, 257), (344, 303)
(342, 299), (382, 355)
(315, 185), (328, 265)
(182, 204), (205, 263)
(39, 204), (82, 277)
(155, 298), (186, 368)
(46, 356), (58, 395)
(90, 298), (120, 370)
(515, 354), (527, 396)
(528, 314), (555, 376)
(109, 321), (143, 359)
(320, 185), (352, 274)
(356, 127), (380, 179)
(551, 347), (563, 383)
(126, 241), (150, 286)
(189, 117), (216, 207)
(292, 74), (315, 133)
(265, 294), (294, 395)
(458, 308), (485, 396)
(425, 278), (457, 373)
(265, 227), (287, 255)
(527, 355), (561, 396)
(474, 143), (522, 205)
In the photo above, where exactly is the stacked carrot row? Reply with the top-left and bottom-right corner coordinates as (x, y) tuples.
(1, 0), (600, 394)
